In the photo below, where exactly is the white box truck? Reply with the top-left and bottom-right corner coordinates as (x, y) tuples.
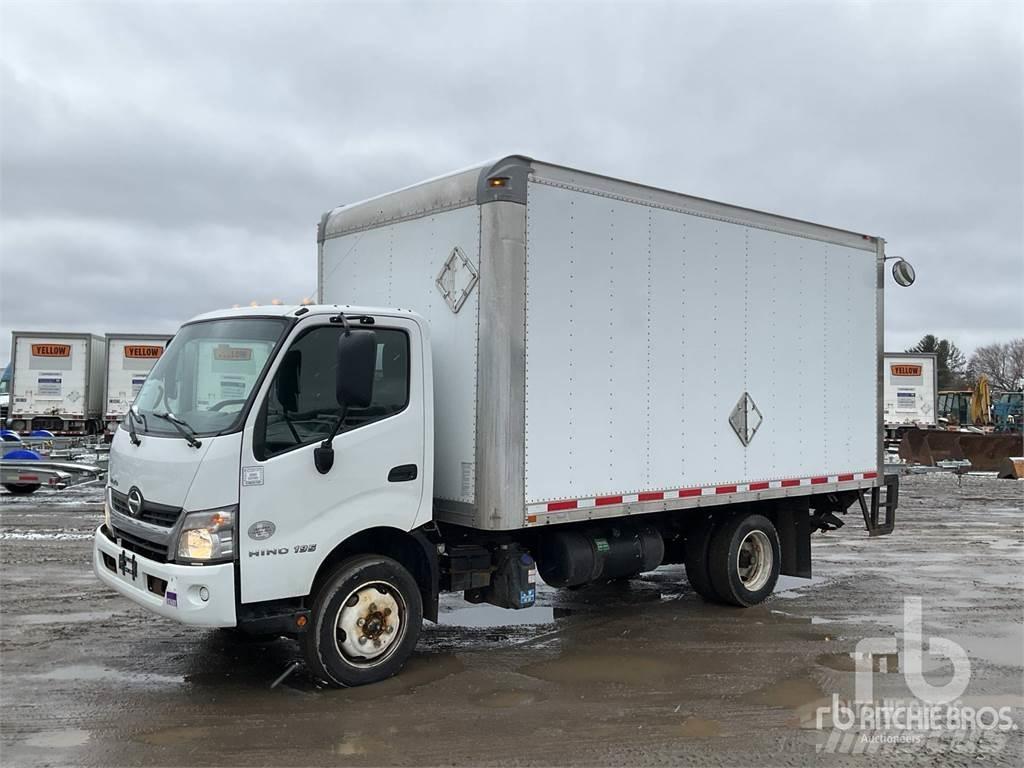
(103, 334), (173, 437)
(8, 331), (105, 435)
(94, 156), (908, 687)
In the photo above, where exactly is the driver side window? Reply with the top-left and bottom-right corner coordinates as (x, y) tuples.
(256, 326), (409, 460)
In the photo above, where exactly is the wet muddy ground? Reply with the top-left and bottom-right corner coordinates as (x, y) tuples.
(1, 473), (1022, 766)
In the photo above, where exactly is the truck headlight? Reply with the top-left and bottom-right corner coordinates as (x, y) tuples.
(176, 506), (236, 563)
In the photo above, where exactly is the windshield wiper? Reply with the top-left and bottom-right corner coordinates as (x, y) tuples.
(152, 412), (202, 448)
(127, 406), (142, 446)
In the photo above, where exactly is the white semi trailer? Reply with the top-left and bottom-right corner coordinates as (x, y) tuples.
(883, 352), (938, 427)
(103, 334), (173, 437)
(883, 352), (938, 452)
(8, 331), (105, 435)
(94, 156), (910, 687)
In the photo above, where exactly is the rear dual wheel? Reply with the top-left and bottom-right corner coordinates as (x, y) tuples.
(685, 513), (781, 607)
(303, 555), (422, 687)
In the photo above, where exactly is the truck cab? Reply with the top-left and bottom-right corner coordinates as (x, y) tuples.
(95, 305), (440, 686)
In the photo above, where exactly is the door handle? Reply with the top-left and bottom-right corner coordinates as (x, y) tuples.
(388, 464), (418, 482)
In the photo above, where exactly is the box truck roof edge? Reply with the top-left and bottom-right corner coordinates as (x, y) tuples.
(318, 155), (881, 250)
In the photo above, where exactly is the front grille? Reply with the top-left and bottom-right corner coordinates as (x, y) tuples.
(109, 524), (170, 562)
(110, 489), (183, 528)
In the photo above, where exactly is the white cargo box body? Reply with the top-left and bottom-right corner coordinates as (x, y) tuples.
(883, 352), (937, 426)
(10, 332), (105, 421)
(104, 334), (173, 420)
(319, 156), (883, 532)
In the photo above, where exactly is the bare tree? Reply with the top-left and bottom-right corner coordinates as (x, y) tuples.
(968, 338), (1024, 392)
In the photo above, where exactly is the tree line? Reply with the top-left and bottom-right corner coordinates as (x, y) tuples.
(906, 335), (1024, 391)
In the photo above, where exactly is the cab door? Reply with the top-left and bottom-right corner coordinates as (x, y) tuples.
(238, 316), (426, 604)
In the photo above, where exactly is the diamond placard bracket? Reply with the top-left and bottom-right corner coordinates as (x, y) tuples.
(435, 246), (479, 314)
(729, 392), (763, 446)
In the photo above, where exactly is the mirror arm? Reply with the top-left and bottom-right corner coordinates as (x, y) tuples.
(322, 404), (349, 451)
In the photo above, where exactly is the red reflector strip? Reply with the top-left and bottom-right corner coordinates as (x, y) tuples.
(781, 479), (801, 488)
(716, 485), (737, 495)
(749, 481), (770, 491)
(19, 475), (40, 482)
(863, 471), (878, 479)
(837, 473), (854, 482)
(811, 476), (828, 485)
(678, 488), (701, 497)
(547, 500), (577, 512)
(595, 495), (623, 506)
(638, 491), (664, 502)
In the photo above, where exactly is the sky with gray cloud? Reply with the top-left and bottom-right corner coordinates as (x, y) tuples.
(1, 0), (1021, 371)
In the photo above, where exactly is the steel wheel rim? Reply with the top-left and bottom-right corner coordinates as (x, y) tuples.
(737, 530), (772, 592)
(333, 580), (406, 668)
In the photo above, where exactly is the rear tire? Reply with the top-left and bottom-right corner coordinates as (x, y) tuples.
(684, 519), (721, 602)
(303, 555), (422, 687)
(3, 483), (40, 495)
(708, 513), (781, 607)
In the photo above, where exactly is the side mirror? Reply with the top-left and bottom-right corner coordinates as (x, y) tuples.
(892, 259), (916, 287)
(336, 330), (376, 408)
(277, 350), (301, 412)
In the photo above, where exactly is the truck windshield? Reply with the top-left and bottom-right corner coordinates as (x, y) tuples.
(133, 317), (288, 438)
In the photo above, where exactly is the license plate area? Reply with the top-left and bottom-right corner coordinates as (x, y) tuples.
(118, 550), (138, 581)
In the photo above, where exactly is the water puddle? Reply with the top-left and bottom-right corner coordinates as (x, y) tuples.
(23, 728), (90, 748)
(520, 652), (683, 685)
(18, 610), (121, 625)
(740, 676), (825, 709)
(816, 650), (949, 674)
(437, 603), (560, 628)
(678, 717), (722, 737)
(141, 725), (218, 746)
(32, 664), (184, 686)
(473, 688), (545, 708)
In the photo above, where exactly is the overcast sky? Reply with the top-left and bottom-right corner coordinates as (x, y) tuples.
(1, 0), (1021, 370)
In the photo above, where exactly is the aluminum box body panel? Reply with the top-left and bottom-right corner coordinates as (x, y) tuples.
(523, 181), (878, 508)
(318, 156), (884, 532)
(320, 205), (480, 506)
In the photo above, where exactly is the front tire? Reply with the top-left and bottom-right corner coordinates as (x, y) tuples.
(303, 555), (422, 687)
(708, 513), (781, 607)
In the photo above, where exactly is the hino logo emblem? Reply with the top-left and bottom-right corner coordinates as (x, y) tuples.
(127, 487), (144, 517)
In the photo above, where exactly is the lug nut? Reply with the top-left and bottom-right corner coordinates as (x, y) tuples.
(357, 618), (365, 627)
(383, 608), (392, 617)
(357, 636), (367, 645)
(385, 625), (394, 634)
(373, 639), (381, 648)
(369, 603), (378, 612)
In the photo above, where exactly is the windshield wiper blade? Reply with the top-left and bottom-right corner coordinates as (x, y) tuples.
(127, 406), (142, 446)
(152, 412), (202, 448)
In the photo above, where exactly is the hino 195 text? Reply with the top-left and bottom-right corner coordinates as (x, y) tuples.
(94, 156), (912, 687)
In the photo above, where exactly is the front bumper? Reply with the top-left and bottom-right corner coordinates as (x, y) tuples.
(93, 525), (236, 627)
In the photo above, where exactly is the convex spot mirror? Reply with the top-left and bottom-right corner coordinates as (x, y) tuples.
(892, 259), (916, 287)
(336, 330), (376, 408)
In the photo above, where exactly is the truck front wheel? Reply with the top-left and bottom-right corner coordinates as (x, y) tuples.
(303, 555), (423, 687)
(708, 513), (781, 607)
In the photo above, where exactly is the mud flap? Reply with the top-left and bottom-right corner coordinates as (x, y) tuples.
(858, 475), (898, 537)
(774, 500), (812, 579)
